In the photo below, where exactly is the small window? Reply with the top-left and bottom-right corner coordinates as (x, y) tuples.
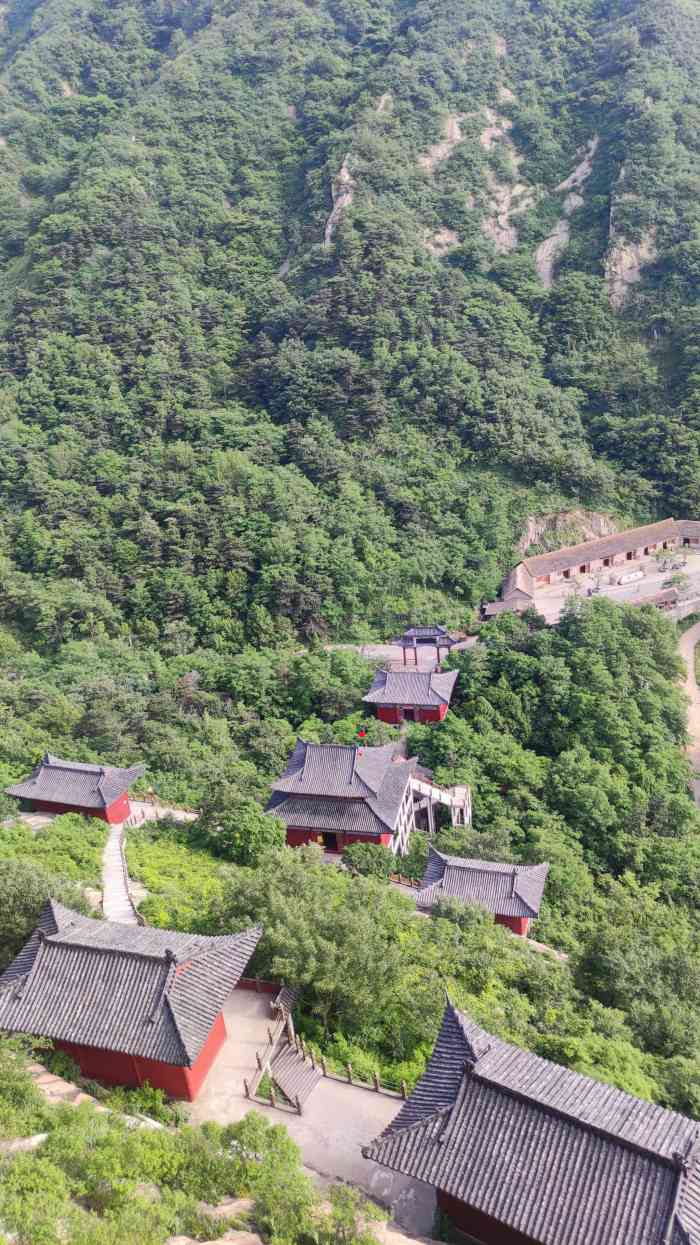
(579, 564), (587, 574)
(626, 551), (633, 561)
(603, 558), (611, 567)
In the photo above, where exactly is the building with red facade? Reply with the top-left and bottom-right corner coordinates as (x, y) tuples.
(5, 753), (144, 824)
(362, 669), (458, 724)
(266, 740), (429, 854)
(364, 1002), (700, 1245)
(0, 900), (262, 1101)
(416, 846), (549, 936)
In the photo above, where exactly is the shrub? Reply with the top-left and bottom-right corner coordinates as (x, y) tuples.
(0, 816), (108, 886)
(0, 1039), (51, 1139)
(342, 842), (394, 880)
(0, 859), (91, 972)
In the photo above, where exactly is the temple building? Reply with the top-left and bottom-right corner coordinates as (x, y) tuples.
(416, 846), (549, 936)
(362, 669), (458, 724)
(5, 753), (144, 824)
(364, 1001), (700, 1245)
(0, 900), (262, 1101)
(267, 740), (427, 854)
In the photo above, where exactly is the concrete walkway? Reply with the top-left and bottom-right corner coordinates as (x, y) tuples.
(101, 822), (139, 924)
(190, 993), (436, 1237)
(678, 620), (700, 805)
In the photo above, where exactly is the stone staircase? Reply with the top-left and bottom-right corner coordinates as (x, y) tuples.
(27, 1061), (101, 1109)
(102, 821), (140, 925)
(269, 1042), (323, 1108)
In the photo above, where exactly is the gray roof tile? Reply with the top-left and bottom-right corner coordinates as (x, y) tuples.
(6, 753), (145, 809)
(363, 670), (458, 708)
(268, 741), (416, 834)
(522, 519), (678, 578)
(0, 902), (261, 1066)
(364, 1003), (700, 1245)
(267, 795), (387, 836)
(417, 847), (549, 918)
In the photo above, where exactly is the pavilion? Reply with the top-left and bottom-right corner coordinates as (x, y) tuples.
(362, 669), (458, 724)
(266, 740), (425, 854)
(393, 625), (458, 666)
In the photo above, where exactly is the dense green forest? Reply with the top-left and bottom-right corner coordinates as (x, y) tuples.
(0, 0), (699, 647)
(2, 0), (700, 1228)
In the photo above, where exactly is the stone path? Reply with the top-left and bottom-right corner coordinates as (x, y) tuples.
(27, 1060), (101, 1110)
(101, 821), (139, 924)
(678, 620), (700, 806)
(189, 992), (436, 1237)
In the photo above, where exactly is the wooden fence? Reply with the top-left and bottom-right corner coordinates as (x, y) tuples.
(292, 1033), (407, 1102)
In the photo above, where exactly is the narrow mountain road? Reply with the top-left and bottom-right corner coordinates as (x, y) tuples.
(678, 620), (700, 806)
(101, 822), (139, 924)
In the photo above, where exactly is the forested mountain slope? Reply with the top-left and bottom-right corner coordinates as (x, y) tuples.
(3, 0), (700, 1139)
(0, 0), (699, 647)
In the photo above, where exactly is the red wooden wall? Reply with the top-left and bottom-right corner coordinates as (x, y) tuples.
(29, 791), (132, 824)
(376, 704), (448, 724)
(286, 828), (393, 851)
(437, 1190), (539, 1245)
(495, 914), (530, 937)
(56, 1010), (226, 1101)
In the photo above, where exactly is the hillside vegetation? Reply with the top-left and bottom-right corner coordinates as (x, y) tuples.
(2, 0), (700, 1182)
(0, 0), (699, 649)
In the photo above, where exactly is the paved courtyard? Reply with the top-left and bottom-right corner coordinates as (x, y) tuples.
(530, 547), (700, 623)
(190, 991), (436, 1236)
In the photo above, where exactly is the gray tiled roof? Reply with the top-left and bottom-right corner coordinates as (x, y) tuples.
(267, 741), (416, 834)
(267, 795), (387, 837)
(522, 519), (678, 578)
(416, 847), (549, 918)
(394, 625), (458, 647)
(6, 753), (145, 809)
(501, 562), (536, 601)
(363, 670), (458, 708)
(403, 626), (450, 639)
(0, 901), (262, 1066)
(364, 1003), (700, 1245)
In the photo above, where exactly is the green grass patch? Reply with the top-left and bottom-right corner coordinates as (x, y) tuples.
(0, 815), (107, 887)
(125, 821), (232, 931)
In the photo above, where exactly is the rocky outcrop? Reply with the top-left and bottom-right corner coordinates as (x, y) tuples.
(479, 109), (533, 254)
(418, 114), (464, 173)
(605, 164), (657, 309)
(519, 509), (618, 554)
(535, 137), (599, 288)
(605, 226), (657, 310)
(424, 227), (459, 256)
(323, 155), (356, 247)
(376, 92), (391, 114)
(555, 136), (599, 194)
